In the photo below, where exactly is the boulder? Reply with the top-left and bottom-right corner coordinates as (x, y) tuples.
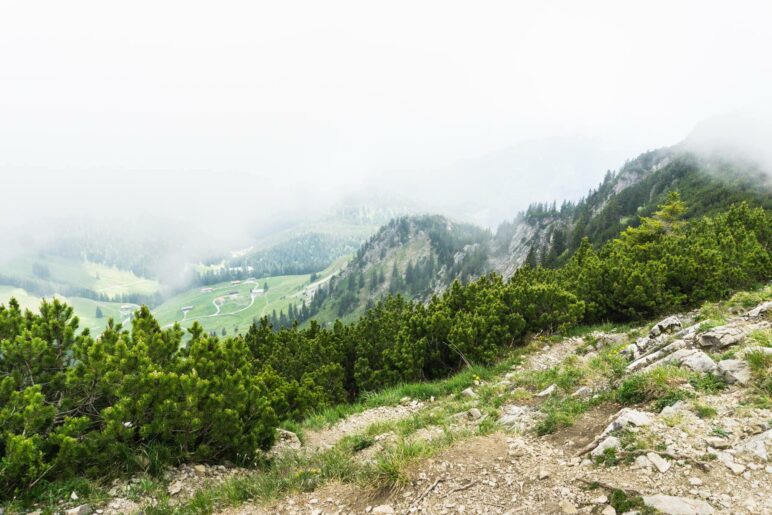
(642, 494), (714, 514)
(698, 326), (745, 350)
(590, 436), (620, 457)
(650, 316), (682, 338)
(748, 301), (772, 318)
(664, 349), (717, 373)
(717, 359), (752, 385)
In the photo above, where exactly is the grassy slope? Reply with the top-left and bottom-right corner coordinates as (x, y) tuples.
(1, 255), (160, 297)
(0, 286), (125, 334)
(154, 256), (350, 335)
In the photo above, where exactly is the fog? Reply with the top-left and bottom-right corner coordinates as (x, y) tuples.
(2, 0), (772, 262)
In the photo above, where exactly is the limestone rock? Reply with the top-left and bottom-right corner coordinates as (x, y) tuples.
(269, 428), (302, 457)
(667, 349), (717, 373)
(717, 359), (752, 385)
(735, 429), (771, 461)
(642, 494), (714, 514)
(601, 408), (653, 436)
(536, 384), (557, 397)
(591, 436), (621, 457)
(748, 301), (772, 318)
(372, 505), (395, 514)
(461, 387), (477, 399)
(698, 326), (745, 349)
(650, 316), (682, 338)
(571, 386), (592, 398)
(601, 507), (617, 515)
(647, 452), (672, 473)
(716, 451), (746, 474)
(65, 506), (93, 515)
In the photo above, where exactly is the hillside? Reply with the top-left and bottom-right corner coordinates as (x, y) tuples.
(13, 286), (771, 514)
(2, 193), (769, 513)
(293, 142), (771, 325)
(491, 131), (772, 276)
(294, 215), (491, 323)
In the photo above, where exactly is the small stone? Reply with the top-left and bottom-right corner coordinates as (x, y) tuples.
(65, 505), (93, 515)
(167, 480), (184, 496)
(460, 387), (477, 399)
(400, 396), (411, 405)
(688, 477), (703, 486)
(647, 452), (672, 473)
(538, 468), (550, 480)
(703, 436), (730, 449)
(715, 451), (746, 474)
(635, 455), (653, 469)
(592, 494), (609, 504)
(467, 407), (482, 420)
(536, 384), (557, 397)
(558, 500), (578, 514)
(311, 510), (322, 515)
(571, 386), (592, 398)
(193, 464), (207, 477)
(372, 506), (395, 514)
(601, 507), (617, 515)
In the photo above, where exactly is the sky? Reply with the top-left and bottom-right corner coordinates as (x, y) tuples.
(1, 0), (771, 247)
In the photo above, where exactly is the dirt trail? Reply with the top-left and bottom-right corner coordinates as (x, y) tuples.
(303, 402), (425, 451)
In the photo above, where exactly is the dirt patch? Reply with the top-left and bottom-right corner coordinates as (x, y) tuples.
(544, 402), (621, 453)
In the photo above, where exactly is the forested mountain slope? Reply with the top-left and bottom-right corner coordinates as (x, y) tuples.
(287, 142), (771, 326)
(492, 142), (772, 276)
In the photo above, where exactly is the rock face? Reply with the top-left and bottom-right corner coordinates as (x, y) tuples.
(642, 494), (714, 514)
(650, 316), (682, 337)
(717, 359), (752, 385)
(698, 326), (745, 349)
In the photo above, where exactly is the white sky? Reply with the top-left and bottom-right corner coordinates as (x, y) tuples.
(1, 0), (771, 240)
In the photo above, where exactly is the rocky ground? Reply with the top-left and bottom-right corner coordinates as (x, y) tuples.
(27, 298), (772, 515)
